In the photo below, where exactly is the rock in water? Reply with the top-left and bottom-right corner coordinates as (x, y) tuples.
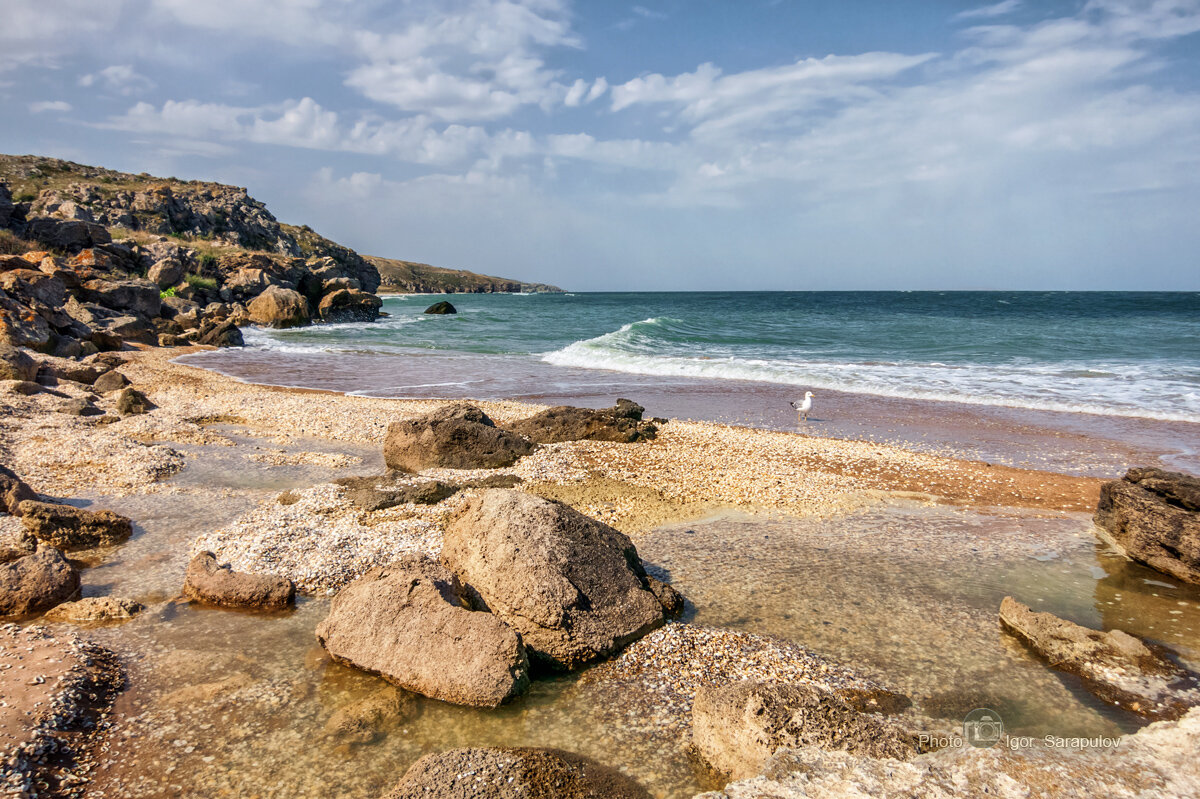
(315, 555), (530, 707)
(19, 500), (133, 550)
(383, 402), (536, 473)
(441, 489), (671, 671)
(506, 399), (658, 444)
(323, 685), (418, 745)
(41, 596), (143, 623)
(183, 551), (295, 610)
(0, 464), (38, 515)
(999, 596), (1200, 720)
(1094, 467), (1200, 584)
(423, 300), (457, 315)
(0, 546), (81, 618)
(317, 288), (382, 322)
(247, 285), (311, 329)
(691, 680), (921, 781)
(384, 747), (651, 799)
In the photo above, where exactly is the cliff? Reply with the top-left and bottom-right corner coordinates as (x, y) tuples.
(368, 256), (563, 294)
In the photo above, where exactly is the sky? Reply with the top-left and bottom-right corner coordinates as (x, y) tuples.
(2, 0), (1200, 291)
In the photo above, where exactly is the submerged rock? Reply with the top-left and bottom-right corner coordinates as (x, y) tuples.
(384, 747), (651, 799)
(383, 403), (536, 473)
(506, 398), (658, 444)
(1094, 467), (1200, 584)
(183, 551), (295, 610)
(315, 555), (530, 707)
(19, 500), (133, 550)
(422, 300), (457, 315)
(0, 546), (81, 618)
(692, 680), (921, 781)
(42, 596), (144, 624)
(441, 489), (672, 671)
(323, 685), (418, 745)
(999, 596), (1200, 720)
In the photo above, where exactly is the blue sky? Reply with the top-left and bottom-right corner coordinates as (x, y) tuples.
(2, 0), (1200, 290)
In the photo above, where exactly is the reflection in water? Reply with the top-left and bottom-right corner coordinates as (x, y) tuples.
(46, 437), (1200, 799)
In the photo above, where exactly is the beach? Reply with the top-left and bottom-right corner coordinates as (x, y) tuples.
(3, 343), (1199, 797)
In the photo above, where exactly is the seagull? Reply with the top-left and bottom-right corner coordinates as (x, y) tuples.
(790, 391), (814, 423)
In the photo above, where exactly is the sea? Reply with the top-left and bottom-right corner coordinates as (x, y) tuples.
(179, 291), (1200, 476)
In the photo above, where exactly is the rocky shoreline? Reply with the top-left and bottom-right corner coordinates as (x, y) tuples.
(0, 342), (1198, 797)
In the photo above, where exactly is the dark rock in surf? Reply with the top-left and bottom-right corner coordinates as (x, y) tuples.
(423, 301), (457, 315)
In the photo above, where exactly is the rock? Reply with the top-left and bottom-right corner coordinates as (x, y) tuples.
(57, 398), (104, 417)
(316, 288), (382, 322)
(147, 258), (185, 289)
(442, 489), (669, 670)
(0, 268), (66, 307)
(0, 183), (11, 228)
(423, 300), (457, 314)
(692, 680), (921, 781)
(999, 596), (1200, 720)
(323, 685), (417, 745)
(0, 464), (38, 516)
(41, 596), (143, 623)
(0, 291), (53, 350)
(93, 369), (131, 394)
(0, 529), (37, 564)
(197, 318), (244, 347)
(18, 500), (134, 550)
(647, 576), (686, 618)
(247, 285), (311, 329)
(37, 359), (101, 385)
(0, 343), (36, 382)
(384, 747), (651, 799)
(2, 379), (42, 396)
(160, 295), (200, 321)
(383, 403), (536, 473)
(506, 399), (658, 444)
(1095, 467), (1200, 584)
(315, 555), (529, 707)
(79, 277), (161, 317)
(115, 387), (156, 415)
(183, 551), (295, 610)
(344, 480), (460, 511)
(24, 218), (111, 252)
(0, 546), (81, 617)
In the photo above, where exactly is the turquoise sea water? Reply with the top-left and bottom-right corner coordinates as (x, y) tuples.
(194, 291), (1200, 423)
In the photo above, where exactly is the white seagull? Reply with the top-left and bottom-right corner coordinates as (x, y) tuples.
(790, 391), (815, 423)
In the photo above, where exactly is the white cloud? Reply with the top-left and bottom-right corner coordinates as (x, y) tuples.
(955, 0), (1022, 20)
(29, 100), (73, 113)
(79, 65), (156, 95)
(0, 1), (122, 71)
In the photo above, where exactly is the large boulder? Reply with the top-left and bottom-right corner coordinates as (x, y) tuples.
(506, 399), (658, 444)
(692, 680), (921, 781)
(316, 288), (382, 322)
(183, 551), (295, 610)
(423, 300), (457, 315)
(0, 344), (37, 382)
(247, 285), (311, 329)
(0, 465), (38, 516)
(19, 500), (133, 550)
(0, 268), (66, 307)
(1095, 467), (1200, 584)
(196, 318), (244, 347)
(315, 555), (529, 707)
(23, 218), (111, 252)
(0, 292), (53, 350)
(999, 596), (1200, 720)
(383, 403), (536, 473)
(441, 489), (670, 671)
(384, 747), (651, 799)
(147, 258), (184, 289)
(0, 546), (81, 618)
(79, 278), (162, 318)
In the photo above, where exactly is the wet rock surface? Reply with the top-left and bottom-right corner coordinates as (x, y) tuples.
(691, 680), (920, 781)
(316, 555), (530, 707)
(18, 500), (133, 550)
(1095, 467), (1200, 584)
(383, 403), (536, 472)
(384, 747), (652, 799)
(507, 398), (659, 444)
(41, 596), (144, 624)
(183, 551), (296, 610)
(422, 300), (456, 315)
(999, 596), (1200, 720)
(323, 685), (418, 746)
(442, 489), (671, 671)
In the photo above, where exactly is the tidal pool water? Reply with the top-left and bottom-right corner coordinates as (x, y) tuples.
(43, 432), (1200, 799)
